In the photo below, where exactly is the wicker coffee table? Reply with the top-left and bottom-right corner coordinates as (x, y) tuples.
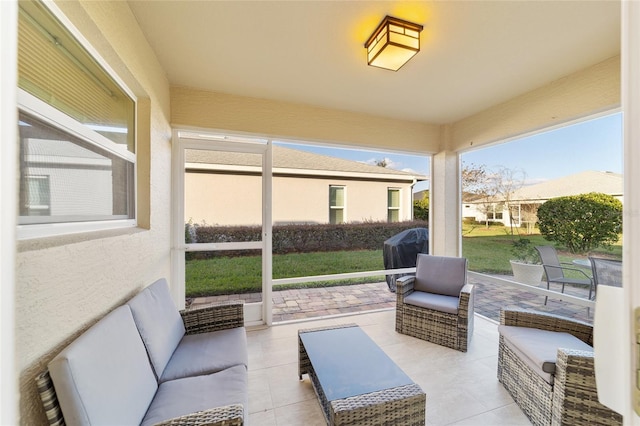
(298, 323), (426, 426)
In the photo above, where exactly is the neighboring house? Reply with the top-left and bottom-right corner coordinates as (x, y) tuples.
(185, 145), (428, 226)
(462, 170), (623, 226)
(413, 189), (429, 201)
(19, 136), (133, 223)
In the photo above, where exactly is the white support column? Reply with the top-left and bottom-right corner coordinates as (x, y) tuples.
(623, 1), (640, 422)
(430, 150), (461, 257)
(0, 0), (17, 423)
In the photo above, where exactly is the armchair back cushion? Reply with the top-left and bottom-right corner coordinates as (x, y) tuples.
(414, 254), (468, 296)
(48, 306), (158, 425)
(127, 278), (186, 379)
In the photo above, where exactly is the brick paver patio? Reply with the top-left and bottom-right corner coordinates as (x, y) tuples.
(189, 274), (594, 324)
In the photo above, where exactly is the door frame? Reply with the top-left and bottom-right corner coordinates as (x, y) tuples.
(171, 129), (273, 326)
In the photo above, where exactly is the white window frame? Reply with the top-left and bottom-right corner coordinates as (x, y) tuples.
(16, 1), (137, 240)
(387, 187), (401, 222)
(329, 185), (346, 224)
(487, 203), (504, 221)
(23, 175), (51, 215)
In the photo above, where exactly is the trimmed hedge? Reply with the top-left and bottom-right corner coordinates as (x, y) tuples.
(191, 221), (428, 256)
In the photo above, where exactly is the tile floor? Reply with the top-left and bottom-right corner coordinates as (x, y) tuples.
(245, 309), (531, 425)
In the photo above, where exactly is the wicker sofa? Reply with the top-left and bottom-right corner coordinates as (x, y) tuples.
(36, 278), (248, 426)
(498, 308), (622, 426)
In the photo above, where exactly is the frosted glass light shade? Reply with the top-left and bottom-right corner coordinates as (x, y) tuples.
(365, 16), (423, 71)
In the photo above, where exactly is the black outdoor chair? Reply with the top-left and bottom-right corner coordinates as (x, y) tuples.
(589, 256), (622, 296)
(535, 246), (593, 304)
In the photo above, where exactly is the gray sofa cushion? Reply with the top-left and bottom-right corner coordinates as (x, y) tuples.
(160, 327), (249, 383)
(48, 305), (158, 425)
(127, 278), (185, 379)
(142, 365), (248, 426)
(414, 254), (467, 296)
(499, 325), (593, 381)
(404, 291), (459, 314)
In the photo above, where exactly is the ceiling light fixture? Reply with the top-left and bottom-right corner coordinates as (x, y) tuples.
(364, 16), (423, 72)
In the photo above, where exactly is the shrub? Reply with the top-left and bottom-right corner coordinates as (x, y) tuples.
(510, 238), (540, 264)
(192, 220), (429, 257)
(537, 192), (622, 253)
(413, 196), (429, 221)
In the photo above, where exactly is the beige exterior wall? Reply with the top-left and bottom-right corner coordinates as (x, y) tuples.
(450, 55), (620, 151)
(186, 172), (415, 226)
(171, 86), (442, 154)
(15, 2), (172, 424)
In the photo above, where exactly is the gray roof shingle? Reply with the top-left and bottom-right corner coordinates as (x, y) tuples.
(186, 145), (428, 179)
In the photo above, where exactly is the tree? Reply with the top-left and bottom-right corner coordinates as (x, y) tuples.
(462, 163), (525, 230)
(519, 203), (540, 235)
(492, 166), (526, 234)
(413, 192), (429, 220)
(537, 192), (622, 253)
(375, 158), (388, 167)
(461, 162), (494, 228)
(462, 162), (488, 194)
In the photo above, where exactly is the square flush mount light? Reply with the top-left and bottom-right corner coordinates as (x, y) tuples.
(365, 16), (423, 71)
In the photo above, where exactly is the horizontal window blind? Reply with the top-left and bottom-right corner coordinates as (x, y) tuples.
(18, 0), (135, 152)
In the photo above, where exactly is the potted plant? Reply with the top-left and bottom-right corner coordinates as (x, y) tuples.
(509, 238), (544, 286)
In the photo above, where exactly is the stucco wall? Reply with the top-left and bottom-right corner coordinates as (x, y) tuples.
(185, 172), (414, 226)
(171, 86), (442, 155)
(15, 2), (171, 424)
(451, 55), (621, 151)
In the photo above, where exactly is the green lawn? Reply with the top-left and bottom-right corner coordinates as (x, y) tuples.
(186, 250), (385, 297)
(461, 224), (621, 274)
(185, 225), (622, 297)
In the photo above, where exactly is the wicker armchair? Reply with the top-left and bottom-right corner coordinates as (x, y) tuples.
(498, 308), (622, 426)
(36, 300), (245, 426)
(395, 254), (474, 352)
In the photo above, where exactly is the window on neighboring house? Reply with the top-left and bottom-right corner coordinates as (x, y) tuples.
(388, 188), (400, 222)
(17, 0), (136, 239)
(487, 203), (504, 221)
(508, 204), (521, 224)
(329, 185), (345, 224)
(23, 175), (50, 216)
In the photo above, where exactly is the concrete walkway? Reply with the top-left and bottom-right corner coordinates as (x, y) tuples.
(189, 274), (594, 324)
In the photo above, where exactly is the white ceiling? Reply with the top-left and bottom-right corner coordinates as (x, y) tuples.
(128, 1), (620, 124)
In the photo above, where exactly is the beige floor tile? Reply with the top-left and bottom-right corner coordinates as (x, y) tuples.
(246, 311), (531, 426)
(249, 408), (277, 426)
(248, 369), (273, 413)
(273, 399), (326, 426)
(449, 403), (531, 425)
(267, 362), (317, 408)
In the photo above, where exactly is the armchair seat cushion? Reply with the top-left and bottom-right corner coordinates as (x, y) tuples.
(160, 327), (248, 383)
(142, 364), (248, 426)
(499, 325), (593, 383)
(404, 291), (459, 314)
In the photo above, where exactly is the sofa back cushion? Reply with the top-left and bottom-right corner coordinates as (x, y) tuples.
(48, 305), (158, 425)
(414, 254), (468, 297)
(127, 278), (186, 379)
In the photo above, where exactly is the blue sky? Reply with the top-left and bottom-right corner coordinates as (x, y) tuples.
(277, 112), (622, 192)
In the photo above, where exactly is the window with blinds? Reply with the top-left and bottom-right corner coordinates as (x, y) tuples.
(388, 188), (400, 222)
(329, 185), (345, 224)
(17, 0), (136, 239)
(18, 0), (135, 150)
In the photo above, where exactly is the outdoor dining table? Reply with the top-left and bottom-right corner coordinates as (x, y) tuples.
(572, 258), (592, 268)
